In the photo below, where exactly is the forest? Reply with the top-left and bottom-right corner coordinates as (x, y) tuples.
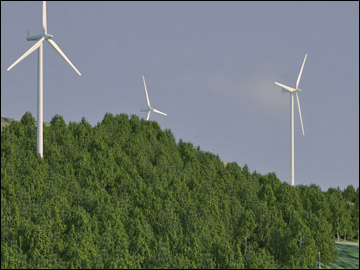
(1, 112), (359, 269)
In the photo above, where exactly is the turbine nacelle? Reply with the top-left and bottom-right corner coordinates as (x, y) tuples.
(274, 82), (303, 94)
(281, 88), (301, 94)
(27, 33), (54, 41)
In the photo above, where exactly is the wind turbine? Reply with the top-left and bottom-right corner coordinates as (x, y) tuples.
(141, 75), (167, 121)
(7, 1), (81, 158)
(274, 53), (307, 186)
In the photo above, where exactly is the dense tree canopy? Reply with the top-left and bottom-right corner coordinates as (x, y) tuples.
(1, 112), (358, 268)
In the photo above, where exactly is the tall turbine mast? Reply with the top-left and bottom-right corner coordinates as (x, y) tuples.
(7, 1), (81, 158)
(274, 54), (307, 186)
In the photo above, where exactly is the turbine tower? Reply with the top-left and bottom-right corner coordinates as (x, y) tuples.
(274, 54), (307, 186)
(141, 75), (167, 121)
(7, 1), (81, 158)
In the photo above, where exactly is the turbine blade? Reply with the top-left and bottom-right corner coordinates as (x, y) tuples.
(274, 82), (296, 92)
(296, 53), (307, 89)
(43, 1), (47, 34)
(152, 108), (167, 116)
(146, 111), (151, 121)
(7, 37), (45, 71)
(142, 75), (151, 108)
(296, 93), (305, 136)
(47, 39), (81, 76)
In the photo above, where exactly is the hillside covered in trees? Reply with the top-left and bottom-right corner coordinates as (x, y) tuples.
(1, 112), (359, 269)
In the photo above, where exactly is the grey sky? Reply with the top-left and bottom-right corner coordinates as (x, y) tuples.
(1, 1), (359, 191)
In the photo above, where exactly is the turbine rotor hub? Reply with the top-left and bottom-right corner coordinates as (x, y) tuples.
(44, 33), (53, 39)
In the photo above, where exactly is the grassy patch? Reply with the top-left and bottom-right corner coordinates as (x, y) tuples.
(324, 242), (359, 269)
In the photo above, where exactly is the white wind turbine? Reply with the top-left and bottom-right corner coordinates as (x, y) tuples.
(7, 1), (81, 158)
(141, 75), (167, 121)
(274, 53), (307, 186)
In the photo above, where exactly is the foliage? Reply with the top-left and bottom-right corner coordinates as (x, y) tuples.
(1, 112), (358, 269)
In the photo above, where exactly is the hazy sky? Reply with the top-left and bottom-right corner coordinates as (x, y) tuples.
(1, 1), (359, 191)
